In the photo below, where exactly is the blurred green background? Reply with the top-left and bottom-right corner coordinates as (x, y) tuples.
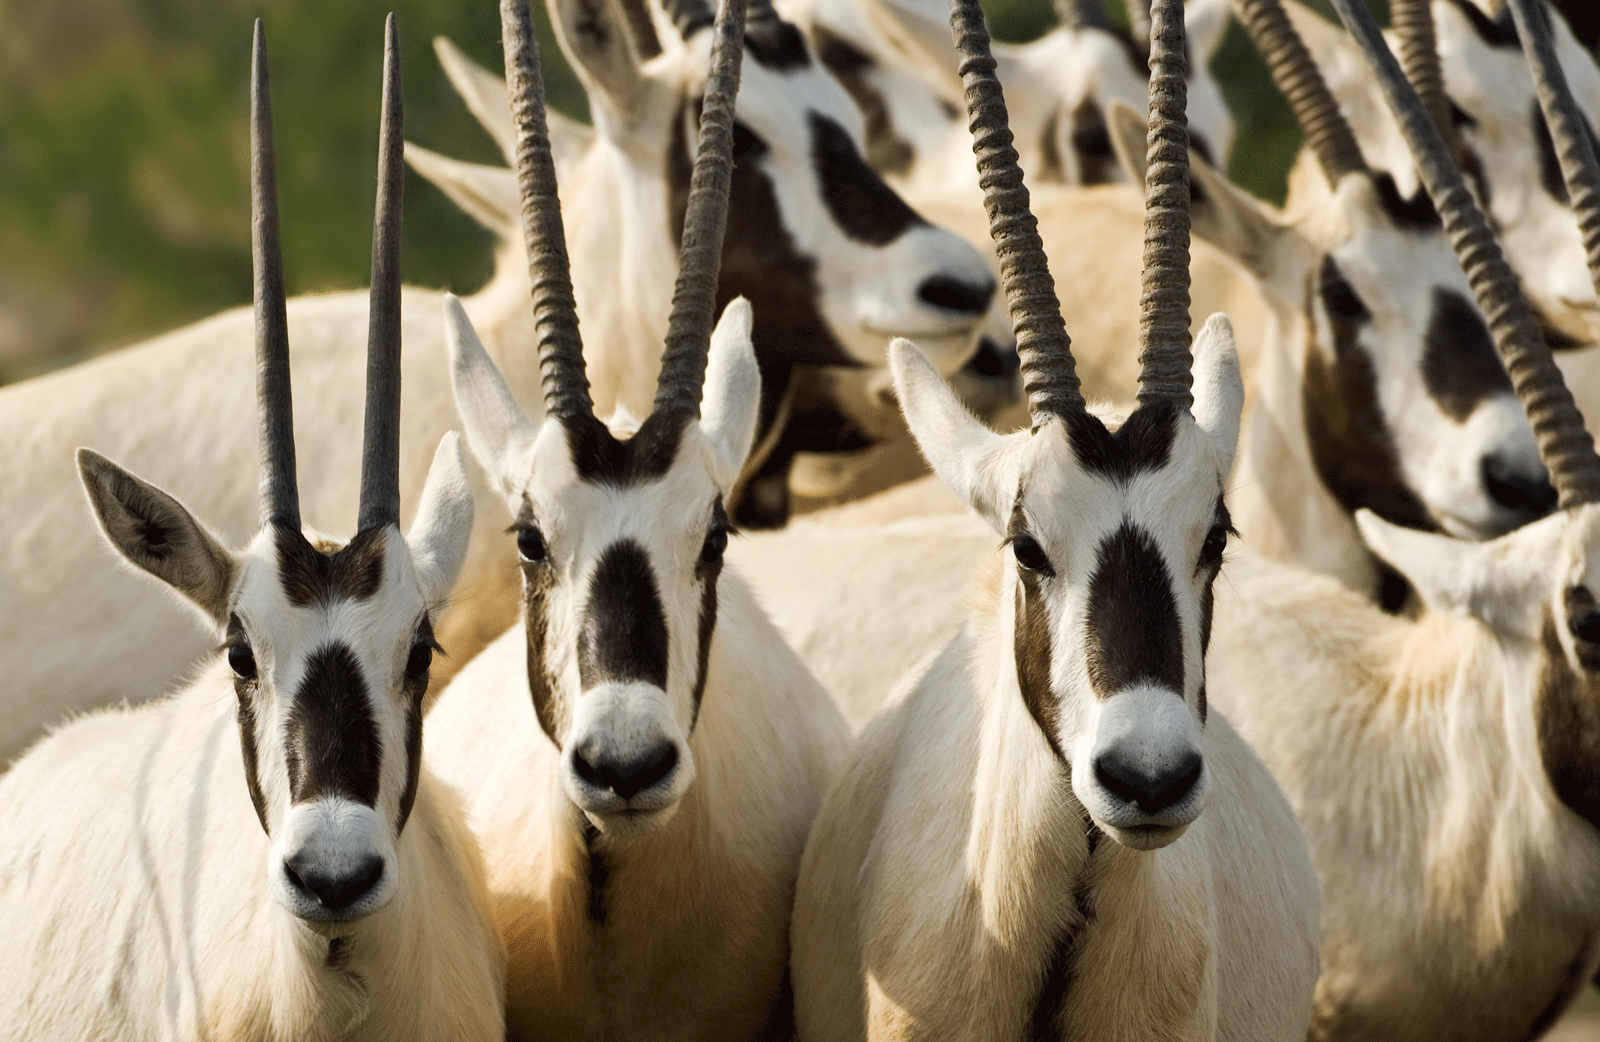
(0, 0), (1360, 385)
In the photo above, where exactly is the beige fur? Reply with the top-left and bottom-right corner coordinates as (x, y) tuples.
(0, 658), (506, 1042)
(426, 574), (849, 1041)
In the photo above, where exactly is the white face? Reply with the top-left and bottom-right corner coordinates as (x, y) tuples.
(77, 437), (473, 929)
(1302, 175), (1551, 540)
(447, 296), (761, 841)
(1435, 0), (1600, 344)
(891, 316), (1245, 851)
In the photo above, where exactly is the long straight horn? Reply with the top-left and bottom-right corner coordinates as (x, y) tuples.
(359, 14), (405, 532)
(1508, 0), (1600, 308)
(251, 20), (300, 532)
(1328, 0), (1600, 506)
(947, 0), (1084, 422)
(1053, 0), (1112, 33)
(1136, 0), (1193, 410)
(1390, 0), (1466, 164)
(1234, 0), (1367, 185)
(502, 0), (593, 421)
(652, 0), (748, 424)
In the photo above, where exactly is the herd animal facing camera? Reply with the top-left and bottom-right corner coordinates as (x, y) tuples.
(7, 0), (1600, 1040)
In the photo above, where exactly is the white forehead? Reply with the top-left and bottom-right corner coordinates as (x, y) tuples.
(1017, 415), (1225, 553)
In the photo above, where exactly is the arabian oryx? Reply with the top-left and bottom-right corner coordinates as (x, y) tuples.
(422, 2), (849, 1038)
(0, 22), (504, 1040)
(0, 0), (997, 768)
(790, 1), (1320, 1037)
(1201, 1), (1600, 1036)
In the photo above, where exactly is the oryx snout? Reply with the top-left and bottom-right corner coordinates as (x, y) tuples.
(272, 798), (395, 923)
(1075, 686), (1208, 851)
(562, 681), (695, 836)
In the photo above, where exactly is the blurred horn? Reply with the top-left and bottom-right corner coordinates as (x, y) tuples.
(1135, 0), (1194, 410)
(251, 20), (300, 532)
(359, 14), (405, 532)
(1390, 0), (1467, 165)
(652, 0), (748, 422)
(1508, 0), (1600, 310)
(1329, 0), (1600, 506)
(1234, 0), (1368, 185)
(947, 0), (1085, 422)
(501, 0), (594, 421)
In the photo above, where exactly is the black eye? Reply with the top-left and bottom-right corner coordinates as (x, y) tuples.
(731, 121), (767, 162)
(1012, 535), (1053, 576)
(1200, 525), (1228, 567)
(517, 527), (546, 563)
(405, 641), (433, 678)
(1320, 270), (1370, 322)
(701, 526), (729, 567)
(228, 643), (257, 680)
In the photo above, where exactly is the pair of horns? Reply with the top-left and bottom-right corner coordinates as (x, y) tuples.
(501, 0), (745, 431)
(252, 16), (405, 533)
(1327, 0), (1600, 506)
(947, 0), (1195, 421)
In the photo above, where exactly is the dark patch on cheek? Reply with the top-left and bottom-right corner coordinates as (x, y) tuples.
(1083, 523), (1184, 697)
(578, 540), (670, 690)
(1421, 287), (1512, 421)
(275, 525), (387, 608)
(1015, 572), (1063, 762)
(1537, 608), (1600, 829)
(810, 111), (924, 246)
(230, 614), (271, 835)
(1069, 98), (1117, 187)
(523, 561), (567, 748)
(1302, 256), (1436, 532)
(814, 27), (914, 176)
(285, 642), (382, 808)
(396, 618), (432, 834)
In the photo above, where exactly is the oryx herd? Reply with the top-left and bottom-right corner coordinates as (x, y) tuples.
(7, 0), (1600, 1037)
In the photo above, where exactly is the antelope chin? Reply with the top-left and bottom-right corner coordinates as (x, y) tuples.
(579, 800), (682, 840)
(1096, 820), (1193, 852)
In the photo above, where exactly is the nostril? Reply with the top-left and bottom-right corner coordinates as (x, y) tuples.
(1482, 455), (1557, 515)
(918, 274), (996, 315)
(961, 337), (1020, 379)
(1095, 748), (1203, 814)
(572, 740), (679, 800)
(284, 854), (384, 913)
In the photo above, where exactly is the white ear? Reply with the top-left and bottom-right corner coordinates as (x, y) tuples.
(700, 297), (762, 491)
(1355, 509), (1482, 616)
(405, 143), (518, 239)
(1191, 313), (1244, 474)
(433, 36), (517, 164)
(444, 294), (540, 507)
(77, 448), (236, 627)
(407, 433), (476, 606)
(891, 338), (1015, 532)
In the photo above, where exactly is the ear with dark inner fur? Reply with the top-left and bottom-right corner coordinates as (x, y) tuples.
(76, 448), (235, 626)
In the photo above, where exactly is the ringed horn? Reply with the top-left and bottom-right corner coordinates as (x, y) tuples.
(499, 0), (748, 431)
(1328, 0), (1600, 505)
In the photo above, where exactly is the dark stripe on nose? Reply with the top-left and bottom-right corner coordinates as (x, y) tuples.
(810, 111), (924, 246)
(579, 540), (669, 690)
(286, 642), (381, 807)
(1422, 288), (1512, 421)
(1084, 523), (1183, 698)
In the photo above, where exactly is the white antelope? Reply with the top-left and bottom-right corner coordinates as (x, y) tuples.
(0, 0), (998, 768)
(0, 23), (503, 1039)
(423, 2), (849, 1038)
(790, 2), (1320, 1036)
(1200, 0), (1600, 1035)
